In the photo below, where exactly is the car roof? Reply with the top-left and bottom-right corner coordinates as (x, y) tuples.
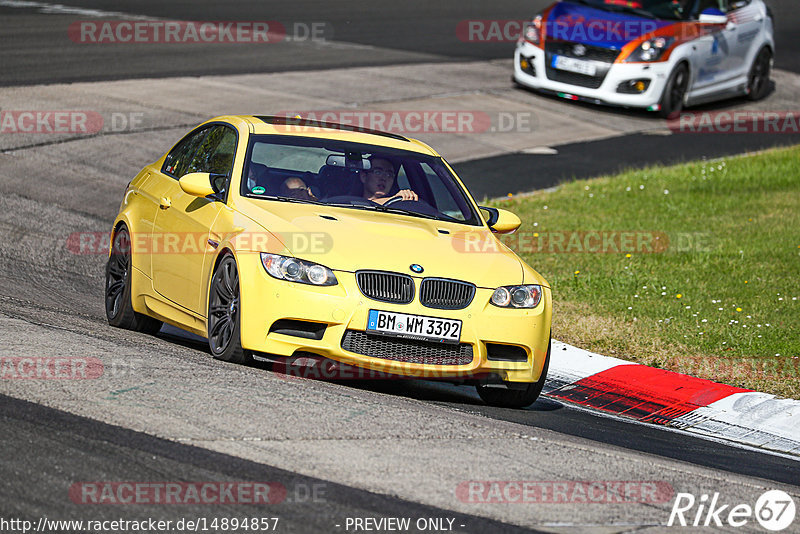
(213, 115), (438, 156)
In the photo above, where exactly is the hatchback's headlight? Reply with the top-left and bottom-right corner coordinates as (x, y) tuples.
(521, 15), (543, 46)
(491, 285), (542, 308)
(260, 253), (337, 286)
(625, 37), (675, 62)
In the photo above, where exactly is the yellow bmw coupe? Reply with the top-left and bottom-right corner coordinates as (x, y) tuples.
(106, 116), (552, 408)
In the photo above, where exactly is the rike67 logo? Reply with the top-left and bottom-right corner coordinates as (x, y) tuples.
(668, 490), (796, 531)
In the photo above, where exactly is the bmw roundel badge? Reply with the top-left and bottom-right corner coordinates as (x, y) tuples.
(410, 264), (424, 274)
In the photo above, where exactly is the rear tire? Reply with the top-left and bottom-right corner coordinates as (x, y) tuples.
(207, 254), (250, 364)
(105, 226), (162, 334)
(746, 47), (772, 101)
(476, 339), (550, 409)
(658, 63), (690, 119)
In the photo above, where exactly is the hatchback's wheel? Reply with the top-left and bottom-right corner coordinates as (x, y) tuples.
(658, 63), (690, 119)
(105, 227), (162, 334)
(208, 254), (250, 364)
(476, 339), (550, 409)
(746, 47), (772, 101)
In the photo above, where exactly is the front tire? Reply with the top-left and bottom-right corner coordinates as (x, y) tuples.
(476, 339), (550, 409)
(207, 254), (250, 364)
(658, 63), (689, 119)
(746, 47), (772, 101)
(105, 226), (162, 334)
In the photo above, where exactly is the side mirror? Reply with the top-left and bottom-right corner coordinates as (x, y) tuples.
(480, 206), (521, 234)
(179, 172), (216, 197)
(698, 8), (727, 25)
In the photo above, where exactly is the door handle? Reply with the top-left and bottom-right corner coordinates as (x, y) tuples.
(159, 197), (172, 210)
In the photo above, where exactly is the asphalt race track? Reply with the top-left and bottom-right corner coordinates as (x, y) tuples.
(2, 1), (800, 532)
(455, 129), (800, 199)
(1, 395), (538, 534)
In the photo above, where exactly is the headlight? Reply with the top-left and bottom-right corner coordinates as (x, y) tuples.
(491, 285), (542, 309)
(625, 37), (675, 62)
(521, 15), (542, 46)
(260, 253), (337, 286)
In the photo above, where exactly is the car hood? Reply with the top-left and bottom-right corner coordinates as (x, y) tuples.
(235, 198), (543, 288)
(546, 1), (675, 49)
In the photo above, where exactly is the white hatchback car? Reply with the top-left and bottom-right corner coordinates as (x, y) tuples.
(513, 0), (774, 117)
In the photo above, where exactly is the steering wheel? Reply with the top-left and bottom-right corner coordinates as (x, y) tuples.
(383, 196), (406, 206)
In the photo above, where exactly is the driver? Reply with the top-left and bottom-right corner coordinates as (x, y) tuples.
(361, 156), (418, 205)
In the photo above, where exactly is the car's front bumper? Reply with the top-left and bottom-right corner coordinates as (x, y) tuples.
(237, 253), (551, 384)
(514, 41), (672, 109)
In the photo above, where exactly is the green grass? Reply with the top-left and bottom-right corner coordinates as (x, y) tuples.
(487, 145), (800, 398)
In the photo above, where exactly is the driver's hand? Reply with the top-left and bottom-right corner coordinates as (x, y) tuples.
(395, 189), (418, 201)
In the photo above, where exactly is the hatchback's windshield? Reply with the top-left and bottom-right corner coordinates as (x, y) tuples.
(573, 0), (696, 20)
(240, 135), (482, 226)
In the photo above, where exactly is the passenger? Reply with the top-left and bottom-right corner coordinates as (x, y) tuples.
(280, 177), (317, 201)
(361, 156), (418, 205)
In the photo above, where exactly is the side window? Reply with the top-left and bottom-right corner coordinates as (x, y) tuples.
(186, 126), (237, 176)
(185, 125), (238, 196)
(163, 127), (209, 178)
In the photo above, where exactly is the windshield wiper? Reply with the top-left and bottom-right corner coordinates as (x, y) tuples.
(248, 193), (326, 206)
(325, 201), (458, 223)
(566, 0), (658, 20)
(374, 205), (461, 223)
(372, 205), (439, 220)
(325, 201), (379, 210)
(601, 4), (656, 19)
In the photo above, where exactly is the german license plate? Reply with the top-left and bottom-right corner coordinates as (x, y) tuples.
(366, 310), (462, 344)
(552, 55), (597, 76)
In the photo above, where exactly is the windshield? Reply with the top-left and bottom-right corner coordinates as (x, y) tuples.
(240, 135), (482, 226)
(572, 0), (696, 21)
